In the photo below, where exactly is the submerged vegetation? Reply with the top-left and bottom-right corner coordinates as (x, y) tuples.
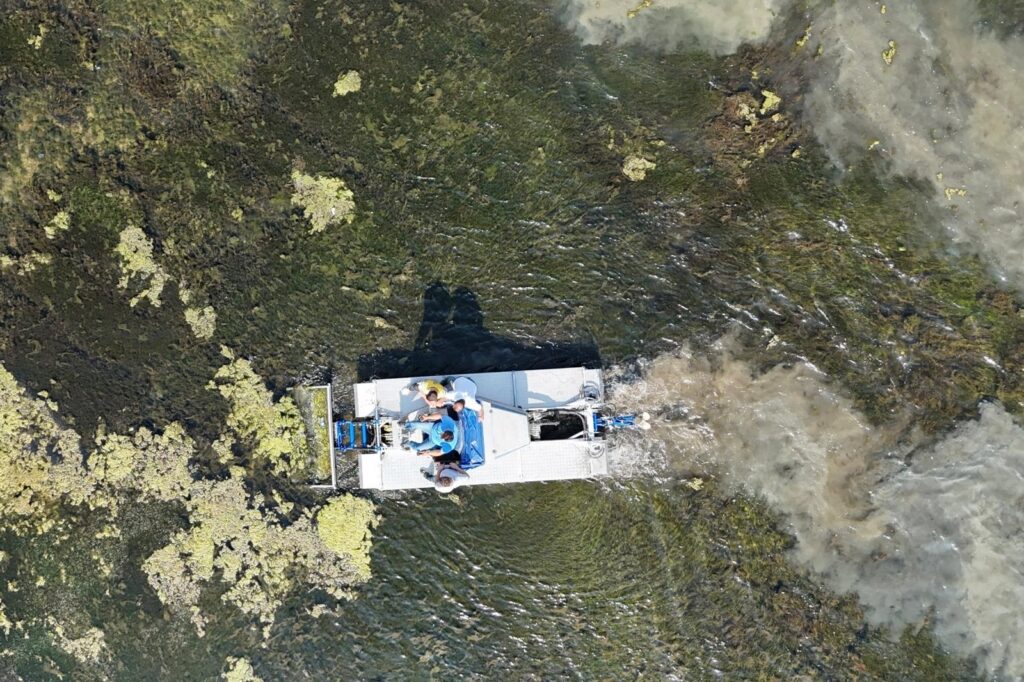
(209, 349), (310, 478)
(0, 0), (1019, 677)
(0, 359), (376, 673)
(143, 472), (376, 638)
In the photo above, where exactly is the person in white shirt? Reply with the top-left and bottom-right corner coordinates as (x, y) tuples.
(444, 376), (484, 421)
(434, 464), (468, 493)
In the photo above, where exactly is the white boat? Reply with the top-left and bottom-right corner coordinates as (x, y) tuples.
(301, 367), (640, 492)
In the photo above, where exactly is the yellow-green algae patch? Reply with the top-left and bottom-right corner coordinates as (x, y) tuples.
(115, 225), (169, 307)
(332, 70), (362, 97)
(44, 210), (71, 239)
(208, 348), (309, 477)
(90, 422), (195, 502)
(290, 170), (356, 233)
(0, 252), (52, 276)
(184, 305), (218, 339)
(143, 472), (376, 637)
(48, 619), (107, 665)
(26, 23), (47, 50)
(143, 541), (207, 635)
(1, 360), (378, 641)
(882, 40), (897, 65)
(179, 284), (218, 339)
(626, 0), (653, 20)
(1, 358), (204, 530)
(759, 89), (781, 115)
(795, 24), (812, 49)
(223, 656), (262, 681)
(0, 615), (11, 639)
(0, 363), (90, 531)
(622, 155), (656, 181)
(316, 494), (379, 581)
(0, 594), (11, 636)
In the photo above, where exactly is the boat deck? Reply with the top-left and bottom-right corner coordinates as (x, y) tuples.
(354, 368), (608, 491)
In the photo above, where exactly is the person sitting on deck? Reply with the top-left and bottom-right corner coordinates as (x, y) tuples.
(418, 425), (468, 490)
(402, 379), (447, 409)
(403, 414), (460, 457)
(418, 396), (482, 430)
(443, 376), (484, 422)
(434, 465), (469, 493)
(422, 451), (466, 473)
(419, 398), (485, 471)
(418, 399), (467, 423)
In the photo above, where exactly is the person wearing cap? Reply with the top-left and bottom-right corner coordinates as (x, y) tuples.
(433, 465), (469, 493)
(419, 445), (467, 487)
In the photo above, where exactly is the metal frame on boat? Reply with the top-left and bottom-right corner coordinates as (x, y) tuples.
(293, 383), (338, 490)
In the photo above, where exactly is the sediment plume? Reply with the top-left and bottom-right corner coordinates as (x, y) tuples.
(611, 341), (1024, 677)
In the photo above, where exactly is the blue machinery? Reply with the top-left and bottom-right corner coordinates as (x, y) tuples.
(594, 413), (637, 431)
(594, 412), (650, 433)
(333, 415), (382, 453)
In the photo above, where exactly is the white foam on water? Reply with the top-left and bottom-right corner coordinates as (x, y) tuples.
(860, 402), (1024, 676)
(801, 0), (1024, 292)
(559, 0), (1024, 293)
(557, 0), (789, 55)
(608, 342), (1024, 677)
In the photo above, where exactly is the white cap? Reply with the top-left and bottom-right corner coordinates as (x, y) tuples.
(434, 467), (467, 493)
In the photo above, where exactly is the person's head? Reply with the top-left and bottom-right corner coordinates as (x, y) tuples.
(441, 430), (454, 442)
(426, 390), (438, 402)
(435, 468), (461, 493)
(452, 399), (465, 412)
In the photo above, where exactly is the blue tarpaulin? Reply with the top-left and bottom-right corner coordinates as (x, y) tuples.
(459, 407), (485, 469)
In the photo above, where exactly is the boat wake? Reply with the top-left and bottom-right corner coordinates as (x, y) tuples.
(606, 340), (1024, 678)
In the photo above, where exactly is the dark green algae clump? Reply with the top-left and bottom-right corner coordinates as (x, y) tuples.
(0, 0), (1012, 678)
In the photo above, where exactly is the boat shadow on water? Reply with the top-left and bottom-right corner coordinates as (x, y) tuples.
(357, 282), (601, 380)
